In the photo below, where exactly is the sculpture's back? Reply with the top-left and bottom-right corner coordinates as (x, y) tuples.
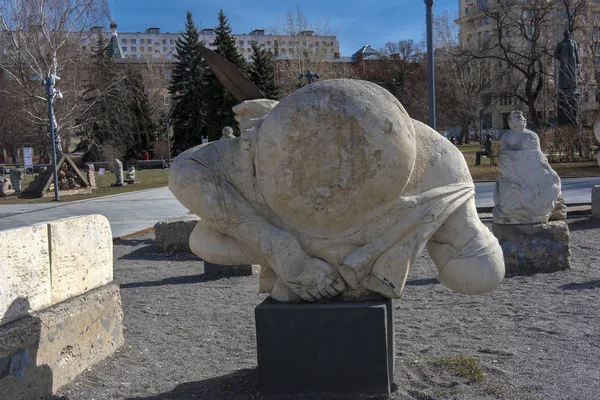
(256, 80), (417, 236)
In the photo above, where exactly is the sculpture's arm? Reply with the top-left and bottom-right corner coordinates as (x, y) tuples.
(233, 99), (279, 132)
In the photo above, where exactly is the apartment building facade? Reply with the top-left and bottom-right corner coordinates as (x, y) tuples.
(456, 0), (599, 129)
(83, 23), (340, 63)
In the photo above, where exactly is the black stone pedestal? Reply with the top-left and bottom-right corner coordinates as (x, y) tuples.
(255, 298), (394, 397)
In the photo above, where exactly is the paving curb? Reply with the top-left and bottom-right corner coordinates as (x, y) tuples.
(114, 205), (592, 242)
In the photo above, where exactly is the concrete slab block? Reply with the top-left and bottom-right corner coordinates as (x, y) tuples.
(255, 298), (394, 396)
(48, 215), (113, 304)
(492, 220), (571, 275)
(154, 214), (200, 253)
(0, 225), (51, 327)
(0, 283), (124, 398)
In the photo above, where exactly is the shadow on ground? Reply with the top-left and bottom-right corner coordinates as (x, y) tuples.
(560, 280), (600, 290)
(120, 272), (227, 289)
(567, 217), (600, 232)
(126, 368), (259, 400)
(114, 238), (155, 246)
(118, 244), (201, 262)
(125, 367), (388, 400)
(406, 278), (439, 286)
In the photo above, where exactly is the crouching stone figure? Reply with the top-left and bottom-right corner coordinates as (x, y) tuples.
(169, 80), (505, 302)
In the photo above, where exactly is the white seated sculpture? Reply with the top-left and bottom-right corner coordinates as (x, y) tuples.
(170, 80), (505, 302)
(493, 111), (561, 224)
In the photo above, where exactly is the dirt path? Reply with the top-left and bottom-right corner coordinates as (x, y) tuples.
(56, 218), (600, 400)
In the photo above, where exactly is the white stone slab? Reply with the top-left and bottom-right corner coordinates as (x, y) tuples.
(48, 215), (113, 304)
(0, 224), (51, 326)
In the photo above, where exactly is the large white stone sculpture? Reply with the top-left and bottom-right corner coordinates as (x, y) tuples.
(170, 80), (505, 302)
(493, 111), (561, 224)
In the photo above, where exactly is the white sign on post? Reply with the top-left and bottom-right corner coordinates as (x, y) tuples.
(98, 168), (105, 176)
(23, 147), (33, 170)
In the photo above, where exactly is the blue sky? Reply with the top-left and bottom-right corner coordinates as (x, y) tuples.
(109, 0), (458, 56)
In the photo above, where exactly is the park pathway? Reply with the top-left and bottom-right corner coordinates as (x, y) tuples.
(0, 177), (598, 238)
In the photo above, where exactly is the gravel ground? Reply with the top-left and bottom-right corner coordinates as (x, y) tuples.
(56, 217), (600, 400)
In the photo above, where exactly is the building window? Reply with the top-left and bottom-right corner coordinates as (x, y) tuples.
(123, 46), (128, 52)
(170, 39), (174, 45)
(131, 46), (137, 52)
(162, 39), (166, 45)
(170, 47), (174, 52)
(131, 39), (136, 44)
(140, 47), (144, 52)
(121, 39), (126, 44)
(148, 46), (152, 51)
(239, 40), (244, 45)
(163, 46), (167, 52)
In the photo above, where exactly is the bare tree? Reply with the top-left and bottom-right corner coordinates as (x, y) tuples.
(0, 0), (109, 154)
(459, 0), (564, 128)
(372, 40), (428, 123)
(270, 7), (350, 96)
(433, 11), (493, 144)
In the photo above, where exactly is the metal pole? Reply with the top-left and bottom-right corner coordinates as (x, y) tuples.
(479, 107), (483, 149)
(166, 120), (171, 166)
(47, 75), (60, 201)
(425, 0), (436, 130)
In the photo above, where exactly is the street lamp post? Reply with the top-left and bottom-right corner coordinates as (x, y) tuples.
(41, 57), (62, 201)
(166, 120), (171, 166)
(425, 0), (436, 130)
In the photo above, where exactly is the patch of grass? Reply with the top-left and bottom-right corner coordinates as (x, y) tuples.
(433, 355), (485, 383)
(0, 169), (169, 204)
(455, 143), (600, 182)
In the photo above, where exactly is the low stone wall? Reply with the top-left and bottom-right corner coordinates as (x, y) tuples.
(0, 215), (123, 398)
(592, 186), (600, 220)
(0, 284), (123, 399)
(154, 214), (200, 253)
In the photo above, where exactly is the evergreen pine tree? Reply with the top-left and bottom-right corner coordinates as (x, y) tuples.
(123, 68), (157, 159)
(168, 11), (208, 154)
(249, 43), (279, 100)
(213, 9), (246, 71)
(205, 9), (248, 141)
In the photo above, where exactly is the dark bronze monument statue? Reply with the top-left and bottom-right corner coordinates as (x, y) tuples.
(554, 31), (580, 125)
